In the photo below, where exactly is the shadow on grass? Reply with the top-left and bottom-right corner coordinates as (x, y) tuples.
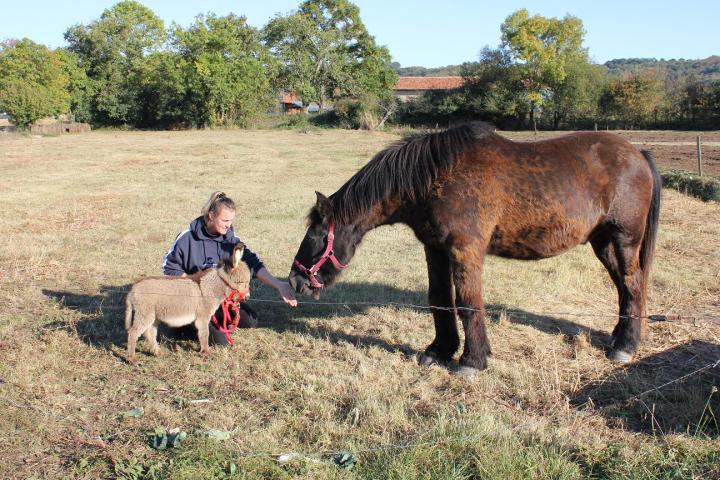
(43, 280), (614, 360)
(571, 340), (720, 437)
(42, 282), (718, 436)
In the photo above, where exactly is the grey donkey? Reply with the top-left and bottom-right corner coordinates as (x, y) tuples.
(125, 244), (251, 364)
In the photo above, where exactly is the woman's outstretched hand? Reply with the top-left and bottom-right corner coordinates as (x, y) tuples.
(277, 281), (298, 307)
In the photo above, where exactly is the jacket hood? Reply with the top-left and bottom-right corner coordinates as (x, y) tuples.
(190, 216), (235, 243)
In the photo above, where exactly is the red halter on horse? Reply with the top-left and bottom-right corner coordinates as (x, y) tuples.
(292, 223), (347, 289)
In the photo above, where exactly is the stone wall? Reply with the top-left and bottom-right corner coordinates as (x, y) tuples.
(29, 123), (91, 135)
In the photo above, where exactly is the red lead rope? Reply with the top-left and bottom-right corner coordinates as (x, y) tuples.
(211, 288), (249, 346)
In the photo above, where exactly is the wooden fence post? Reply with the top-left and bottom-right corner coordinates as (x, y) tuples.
(697, 136), (703, 177)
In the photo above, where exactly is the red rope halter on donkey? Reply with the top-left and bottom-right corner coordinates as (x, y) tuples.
(211, 288), (250, 346)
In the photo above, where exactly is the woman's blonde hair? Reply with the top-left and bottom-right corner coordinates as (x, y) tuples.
(201, 191), (236, 223)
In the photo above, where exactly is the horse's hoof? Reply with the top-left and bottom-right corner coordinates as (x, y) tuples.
(608, 349), (633, 364)
(418, 352), (439, 367)
(127, 355), (138, 365)
(200, 349), (210, 358)
(451, 365), (480, 379)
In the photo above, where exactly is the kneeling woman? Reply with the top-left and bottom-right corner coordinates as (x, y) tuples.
(162, 191), (297, 345)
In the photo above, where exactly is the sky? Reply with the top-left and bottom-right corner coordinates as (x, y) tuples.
(1, 0), (718, 68)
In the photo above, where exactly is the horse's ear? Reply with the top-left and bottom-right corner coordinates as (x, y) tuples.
(232, 242), (245, 267)
(315, 191), (333, 220)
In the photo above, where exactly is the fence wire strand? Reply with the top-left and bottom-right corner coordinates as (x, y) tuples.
(39, 284), (720, 325)
(26, 282), (720, 414)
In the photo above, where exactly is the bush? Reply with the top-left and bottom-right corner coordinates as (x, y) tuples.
(661, 170), (720, 202)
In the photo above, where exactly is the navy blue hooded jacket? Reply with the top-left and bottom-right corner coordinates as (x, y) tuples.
(162, 216), (265, 277)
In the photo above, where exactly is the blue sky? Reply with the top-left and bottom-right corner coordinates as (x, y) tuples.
(2, 1), (718, 67)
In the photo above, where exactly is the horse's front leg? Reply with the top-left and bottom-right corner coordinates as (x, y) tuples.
(451, 251), (490, 374)
(419, 245), (460, 366)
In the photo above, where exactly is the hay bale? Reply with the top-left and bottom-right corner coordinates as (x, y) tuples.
(661, 169), (720, 202)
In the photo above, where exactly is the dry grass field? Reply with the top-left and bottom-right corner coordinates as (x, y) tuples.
(1, 128), (719, 479)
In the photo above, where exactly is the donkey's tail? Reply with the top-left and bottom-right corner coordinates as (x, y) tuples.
(639, 150), (662, 296)
(124, 295), (134, 331)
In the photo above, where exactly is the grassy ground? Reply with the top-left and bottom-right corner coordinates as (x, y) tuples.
(1, 129), (719, 479)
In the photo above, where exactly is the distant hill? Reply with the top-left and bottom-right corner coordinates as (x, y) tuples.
(603, 56), (720, 82)
(392, 63), (464, 77)
(394, 56), (720, 83)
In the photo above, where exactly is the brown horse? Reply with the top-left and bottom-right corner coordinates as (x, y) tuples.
(289, 123), (661, 375)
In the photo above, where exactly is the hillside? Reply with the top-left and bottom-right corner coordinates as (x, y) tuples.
(604, 56), (720, 82)
(395, 56), (720, 82)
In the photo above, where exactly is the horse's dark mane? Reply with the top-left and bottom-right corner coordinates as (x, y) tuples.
(324, 123), (493, 224)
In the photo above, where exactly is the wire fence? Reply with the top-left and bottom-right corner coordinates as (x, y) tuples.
(26, 282), (720, 418)
(36, 284), (720, 325)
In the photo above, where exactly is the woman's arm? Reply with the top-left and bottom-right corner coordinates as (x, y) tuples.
(255, 267), (298, 307)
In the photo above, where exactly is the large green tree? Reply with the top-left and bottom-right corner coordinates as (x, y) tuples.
(263, 0), (397, 111)
(55, 49), (92, 123)
(64, 0), (165, 125)
(462, 47), (532, 128)
(545, 60), (605, 129)
(165, 13), (276, 127)
(0, 39), (70, 128)
(500, 9), (588, 129)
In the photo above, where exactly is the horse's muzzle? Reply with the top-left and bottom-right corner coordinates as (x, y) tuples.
(288, 269), (321, 298)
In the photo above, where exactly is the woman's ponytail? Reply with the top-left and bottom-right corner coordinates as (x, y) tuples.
(201, 191), (235, 223)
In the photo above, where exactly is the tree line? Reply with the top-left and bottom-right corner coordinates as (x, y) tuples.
(1, 2), (718, 130)
(0, 0), (397, 129)
(396, 10), (720, 130)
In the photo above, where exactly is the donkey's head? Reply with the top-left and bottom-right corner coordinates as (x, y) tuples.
(289, 192), (359, 299)
(223, 243), (251, 292)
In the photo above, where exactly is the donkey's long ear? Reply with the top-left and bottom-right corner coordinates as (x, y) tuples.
(232, 242), (245, 268)
(315, 191), (333, 220)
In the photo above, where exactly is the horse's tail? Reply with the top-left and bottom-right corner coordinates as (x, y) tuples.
(124, 295), (134, 331)
(639, 150), (662, 305)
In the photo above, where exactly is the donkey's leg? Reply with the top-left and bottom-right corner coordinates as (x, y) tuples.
(194, 315), (211, 356)
(144, 320), (162, 357)
(126, 313), (147, 364)
(419, 245), (459, 366)
(451, 248), (490, 374)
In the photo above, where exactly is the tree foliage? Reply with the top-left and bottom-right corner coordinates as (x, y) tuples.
(600, 71), (665, 128)
(263, 0), (397, 111)
(158, 14), (276, 127)
(500, 9), (588, 129)
(0, 39), (70, 128)
(64, 0), (165, 125)
(5, 1), (717, 130)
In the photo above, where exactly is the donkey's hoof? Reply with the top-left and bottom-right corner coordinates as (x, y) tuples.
(418, 352), (440, 367)
(200, 349), (211, 358)
(608, 349), (633, 364)
(451, 365), (480, 379)
(127, 355), (138, 365)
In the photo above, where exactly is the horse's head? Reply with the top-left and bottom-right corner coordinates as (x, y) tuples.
(289, 192), (358, 299)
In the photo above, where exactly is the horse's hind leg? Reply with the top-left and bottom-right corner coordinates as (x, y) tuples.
(420, 245), (460, 366)
(590, 227), (646, 363)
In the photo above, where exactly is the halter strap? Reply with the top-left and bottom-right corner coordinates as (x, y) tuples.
(293, 223), (347, 288)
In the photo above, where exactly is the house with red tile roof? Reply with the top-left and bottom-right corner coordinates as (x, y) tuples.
(394, 76), (465, 102)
